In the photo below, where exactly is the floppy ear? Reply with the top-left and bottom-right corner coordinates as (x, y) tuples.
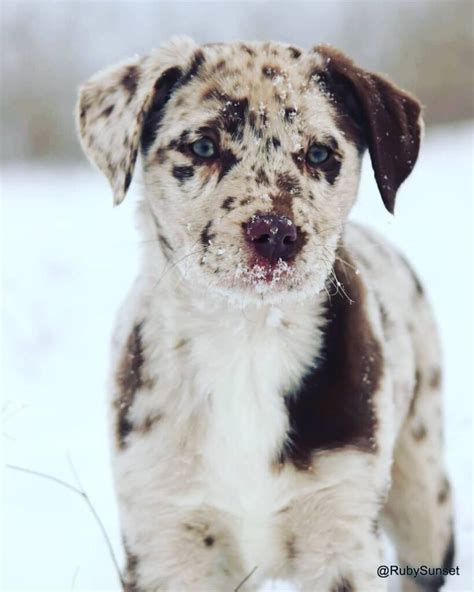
(75, 37), (197, 205)
(315, 45), (423, 214)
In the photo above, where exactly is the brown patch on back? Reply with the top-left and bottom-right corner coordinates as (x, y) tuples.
(280, 247), (382, 470)
(114, 323), (147, 449)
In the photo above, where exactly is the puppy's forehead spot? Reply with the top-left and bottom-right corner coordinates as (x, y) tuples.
(171, 42), (326, 117)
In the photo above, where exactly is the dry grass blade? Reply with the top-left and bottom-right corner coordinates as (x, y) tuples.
(7, 463), (125, 590)
(234, 565), (258, 591)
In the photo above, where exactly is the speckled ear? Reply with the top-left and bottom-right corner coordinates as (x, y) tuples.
(314, 45), (424, 214)
(75, 37), (197, 205)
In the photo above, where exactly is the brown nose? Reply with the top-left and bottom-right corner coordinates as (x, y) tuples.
(244, 214), (300, 263)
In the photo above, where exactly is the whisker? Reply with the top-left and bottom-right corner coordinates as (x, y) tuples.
(151, 244), (206, 294)
(334, 254), (359, 273)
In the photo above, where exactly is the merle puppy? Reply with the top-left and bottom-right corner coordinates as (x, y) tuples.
(77, 38), (454, 592)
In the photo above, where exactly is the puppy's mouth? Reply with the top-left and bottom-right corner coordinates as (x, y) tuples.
(189, 243), (328, 304)
(233, 255), (299, 295)
(241, 255), (294, 284)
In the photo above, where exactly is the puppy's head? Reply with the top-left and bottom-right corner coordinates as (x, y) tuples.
(77, 38), (422, 302)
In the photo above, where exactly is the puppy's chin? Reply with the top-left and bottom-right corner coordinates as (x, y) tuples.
(179, 259), (329, 308)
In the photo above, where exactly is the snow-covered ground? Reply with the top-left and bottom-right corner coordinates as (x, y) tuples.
(2, 122), (473, 591)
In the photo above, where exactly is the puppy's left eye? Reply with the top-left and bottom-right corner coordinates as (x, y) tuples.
(191, 137), (218, 159)
(306, 144), (331, 165)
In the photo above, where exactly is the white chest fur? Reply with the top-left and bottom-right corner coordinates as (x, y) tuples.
(157, 290), (324, 565)
(113, 280), (327, 574)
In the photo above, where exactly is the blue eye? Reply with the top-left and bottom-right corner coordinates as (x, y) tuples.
(191, 137), (218, 158)
(307, 144), (331, 165)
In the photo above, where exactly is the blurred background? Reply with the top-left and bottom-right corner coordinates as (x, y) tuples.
(1, 0), (473, 162)
(1, 1), (473, 591)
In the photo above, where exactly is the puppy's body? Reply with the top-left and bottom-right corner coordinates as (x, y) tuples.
(77, 40), (454, 591)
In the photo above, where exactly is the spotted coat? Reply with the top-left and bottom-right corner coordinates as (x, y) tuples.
(77, 38), (454, 592)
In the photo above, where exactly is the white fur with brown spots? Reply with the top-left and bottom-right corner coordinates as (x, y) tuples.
(77, 38), (454, 592)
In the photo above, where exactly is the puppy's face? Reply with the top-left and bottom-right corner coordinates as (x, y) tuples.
(77, 39), (422, 303)
(140, 43), (364, 299)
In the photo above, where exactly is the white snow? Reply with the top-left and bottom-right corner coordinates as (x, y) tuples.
(2, 121), (473, 591)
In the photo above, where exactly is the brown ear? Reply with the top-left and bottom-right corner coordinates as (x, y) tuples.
(315, 45), (423, 213)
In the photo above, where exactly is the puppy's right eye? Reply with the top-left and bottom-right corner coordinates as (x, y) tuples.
(191, 137), (218, 159)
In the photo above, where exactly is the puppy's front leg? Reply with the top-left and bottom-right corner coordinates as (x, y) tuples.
(121, 505), (247, 592)
(283, 452), (388, 592)
(297, 527), (386, 592)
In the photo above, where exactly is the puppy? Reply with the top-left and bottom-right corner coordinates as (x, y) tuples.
(76, 38), (454, 592)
